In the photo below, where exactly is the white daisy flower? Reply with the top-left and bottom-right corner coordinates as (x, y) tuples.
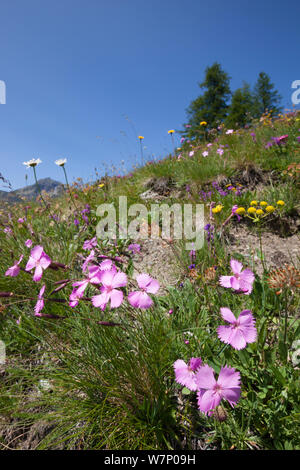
(55, 158), (67, 167)
(23, 158), (42, 168)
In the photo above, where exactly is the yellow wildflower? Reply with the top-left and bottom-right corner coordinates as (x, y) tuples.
(168, 129), (175, 134)
(266, 205), (275, 213)
(235, 207), (246, 215)
(250, 200), (258, 206)
(138, 136), (144, 140)
(200, 121), (207, 126)
(247, 207), (257, 214)
(212, 204), (223, 214)
(277, 200), (285, 206)
(260, 201), (268, 207)
(256, 209), (264, 216)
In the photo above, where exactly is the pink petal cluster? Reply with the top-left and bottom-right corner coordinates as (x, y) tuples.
(25, 246), (52, 282)
(217, 308), (257, 350)
(5, 255), (23, 277)
(82, 250), (96, 272)
(69, 264), (103, 307)
(83, 237), (97, 251)
(92, 270), (127, 310)
(174, 357), (202, 391)
(195, 365), (241, 415)
(128, 274), (160, 309)
(219, 259), (254, 295)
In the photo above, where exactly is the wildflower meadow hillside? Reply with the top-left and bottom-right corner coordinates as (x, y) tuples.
(0, 111), (300, 451)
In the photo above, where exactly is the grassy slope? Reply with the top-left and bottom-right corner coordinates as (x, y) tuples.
(0, 112), (299, 450)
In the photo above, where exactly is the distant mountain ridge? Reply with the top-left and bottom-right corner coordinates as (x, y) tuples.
(0, 178), (64, 202)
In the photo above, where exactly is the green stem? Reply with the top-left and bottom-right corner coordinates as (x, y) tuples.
(62, 166), (78, 209)
(140, 140), (144, 166)
(258, 224), (266, 272)
(32, 166), (66, 249)
(33, 166), (49, 211)
(283, 288), (289, 346)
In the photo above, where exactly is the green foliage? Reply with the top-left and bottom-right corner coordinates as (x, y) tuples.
(182, 62), (231, 139)
(253, 71), (283, 117)
(182, 66), (283, 137)
(225, 82), (255, 129)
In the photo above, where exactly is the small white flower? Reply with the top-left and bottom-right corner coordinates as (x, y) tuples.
(226, 129), (234, 135)
(55, 158), (67, 166)
(23, 158), (42, 168)
(38, 379), (52, 391)
(202, 151), (209, 157)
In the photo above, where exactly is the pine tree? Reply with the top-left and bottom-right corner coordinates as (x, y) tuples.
(253, 72), (282, 117)
(225, 82), (255, 129)
(182, 63), (231, 139)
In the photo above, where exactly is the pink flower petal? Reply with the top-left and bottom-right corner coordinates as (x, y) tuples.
(238, 310), (254, 324)
(230, 259), (243, 274)
(39, 254), (52, 270)
(109, 289), (124, 308)
(174, 359), (198, 391)
(227, 328), (247, 350)
(217, 325), (233, 344)
(72, 279), (89, 298)
(92, 292), (109, 309)
(241, 325), (257, 344)
(34, 299), (44, 316)
(30, 245), (44, 260)
(136, 273), (153, 290)
(230, 276), (241, 290)
(33, 265), (43, 282)
(25, 257), (37, 272)
(128, 291), (153, 309)
(197, 389), (221, 414)
(195, 364), (217, 390)
(219, 276), (232, 288)
(220, 307), (236, 324)
(145, 278), (160, 294)
(218, 366), (240, 389)
(189, 357), (202, 371)
(100, 269), (116, 288)
(239, 279), (253, 294)
(39, 284), (46, 298)
(241, 269), (255, 284)
(5, 265), (20, 277)
(111, 272), (127, 289)
(99, 259), (114, 271)
(221, 387), (241, 407)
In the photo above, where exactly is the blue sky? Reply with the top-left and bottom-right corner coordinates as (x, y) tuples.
(0, 0), (299, 189)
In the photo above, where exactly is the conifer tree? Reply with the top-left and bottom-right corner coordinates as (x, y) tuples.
(182, 63), (231, 139)
(253, 72), (282, 117)
(225, 82), (255, 129)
